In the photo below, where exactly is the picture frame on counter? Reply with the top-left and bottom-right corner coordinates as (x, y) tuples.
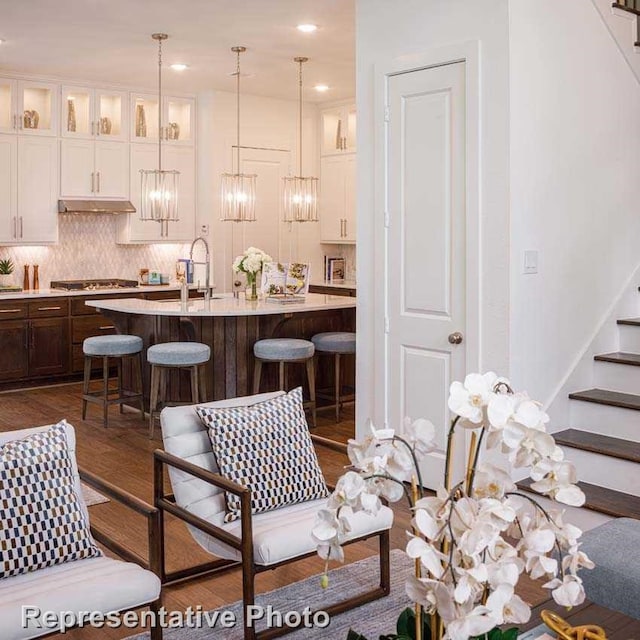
(324, 256), (345, 283)
(261, 262), (310, 302)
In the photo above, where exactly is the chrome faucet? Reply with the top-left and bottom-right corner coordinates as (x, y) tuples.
(189, 236), (211, 306)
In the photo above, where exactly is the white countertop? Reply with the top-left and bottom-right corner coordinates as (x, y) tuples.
(0, 283), (189, 301)
(86, 292), (356, 317)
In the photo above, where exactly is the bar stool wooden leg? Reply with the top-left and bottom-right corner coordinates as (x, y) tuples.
(102, 356), (109, 428)
(135, 352), (145, 421)
(198, 364), (207, 402)
(82, 356), (92, 420)
(117, 359), (124, 414)
(190, 366), (199, 404)
(335, 353), (341, 423)
(253, 359), (263, 394)
(149, 364), (160, 439)
(306, 357), (317, 428)
(278, 361), (285, 391)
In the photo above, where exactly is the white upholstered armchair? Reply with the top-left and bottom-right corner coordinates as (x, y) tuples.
(154, 391), (393, 640)
(0, 423), (162, 640)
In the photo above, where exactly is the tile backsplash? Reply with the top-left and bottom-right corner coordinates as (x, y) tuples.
(0, 214), (190, 287)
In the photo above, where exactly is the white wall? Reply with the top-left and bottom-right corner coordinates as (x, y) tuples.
(196, 90), (322, 292)
(356, 0), (511, 434)
(509, 0), (640, 405)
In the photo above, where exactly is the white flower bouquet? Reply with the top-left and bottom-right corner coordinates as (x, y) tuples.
(312, 373), (594, 640)
(232, 247), (272, 299)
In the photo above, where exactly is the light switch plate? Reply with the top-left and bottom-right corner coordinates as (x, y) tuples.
(523, 250), (538, 275)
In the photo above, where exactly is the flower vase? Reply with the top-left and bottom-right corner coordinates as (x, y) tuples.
(245, 275), (258, 301)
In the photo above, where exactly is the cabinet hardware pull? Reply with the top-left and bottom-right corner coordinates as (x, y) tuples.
(91, 121), (94, 136)
(95, 121), (100, 137)
(18, 115), (23, 130)
(19, 217), (23, 238)
(344, 219), (347, 237)
(30, 325), (35, 349)
(0, 308), (23, 313)
(91, 172), (95, 193)
(13, 114), (17, 130)
(99, 325), (115, 330)
(96, 171), (101, 193)
(23, 325), (29, 349)
(37, 306), (61, 311)
(12, 216), (16, 238)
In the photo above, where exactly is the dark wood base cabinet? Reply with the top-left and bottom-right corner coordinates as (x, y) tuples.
(0, 319), (29, 381)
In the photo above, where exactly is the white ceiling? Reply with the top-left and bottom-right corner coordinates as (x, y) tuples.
(0, 0), (355, 102)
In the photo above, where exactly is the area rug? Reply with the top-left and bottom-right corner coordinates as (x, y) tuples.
(127, 549), (413, 639)
(81, 482), (110, 506)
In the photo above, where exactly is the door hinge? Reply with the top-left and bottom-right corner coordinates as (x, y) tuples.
(384, 105), (390, 122)
(384, 316), (390, 334)
(384, 210), (390, 228)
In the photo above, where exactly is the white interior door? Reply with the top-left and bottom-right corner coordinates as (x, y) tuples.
(386, 61), (466, 489)
(230, 147), (291, 270)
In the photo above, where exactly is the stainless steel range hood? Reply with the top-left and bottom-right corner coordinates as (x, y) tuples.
(58, 200), (136, 214)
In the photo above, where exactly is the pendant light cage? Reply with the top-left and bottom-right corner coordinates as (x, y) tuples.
(283, 56), (319, 223)
(221, 46), (257, 222)
(140, 33), (180, 223)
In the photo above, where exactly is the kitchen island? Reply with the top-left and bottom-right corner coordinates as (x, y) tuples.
(86, 293), (356, 404)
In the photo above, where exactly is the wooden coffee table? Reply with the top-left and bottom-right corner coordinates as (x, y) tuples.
(521, 600), (640, 638)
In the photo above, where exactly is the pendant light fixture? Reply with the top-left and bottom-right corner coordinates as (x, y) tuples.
(221, 46), (257, 222)
(139, 33), (180, 224)
(283, 57), (319, 222)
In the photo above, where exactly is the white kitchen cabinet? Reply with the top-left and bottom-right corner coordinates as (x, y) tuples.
(320, 103), (356, 156)
(60, 138), (129, 198)
(130, 94), (194, 146)
(61, 86), (128, 142)
(0, 135), (58, 244)
(0, 136), (17, 241)
(117, 143), (195, 243)
(0, 79), (59, 137)
(320, 154), (356, 244)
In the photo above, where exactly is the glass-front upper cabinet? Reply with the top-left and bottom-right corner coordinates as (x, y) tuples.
(0, 79), (58, 136)
(62, 86), (127, 141)
(320, 103), (356, 155)
(131, 94), (193, 145)
(18, 80), (58, 136)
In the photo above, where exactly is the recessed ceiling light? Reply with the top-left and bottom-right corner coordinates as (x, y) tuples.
(170, 63), (188, 71)
(0, 39), (5, 44)
(297, 24), (317, 33)
(314, 84), (329, 92)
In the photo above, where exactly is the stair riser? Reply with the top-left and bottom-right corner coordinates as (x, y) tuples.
(618, 325), (640, 352)
(513, 490), (611, 532)
(569, 400), (640, 443)
(560, 446), (640, 497)
(594, 360), (640, 394)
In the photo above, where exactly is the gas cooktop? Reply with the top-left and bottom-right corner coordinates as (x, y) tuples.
(50, 278), (139, 291)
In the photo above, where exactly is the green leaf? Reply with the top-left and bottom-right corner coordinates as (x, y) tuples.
(396, 608), (415, 637)
(347, 630), (369, 640)
(501, 628), (520, 640)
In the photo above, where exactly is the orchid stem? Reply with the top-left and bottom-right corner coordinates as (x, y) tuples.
(443, 416), (460, 491)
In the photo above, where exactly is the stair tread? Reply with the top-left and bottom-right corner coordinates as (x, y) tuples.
(594, 351), (640, 366)
(568, 388), (640, 410)
(517, 478), (640, 519)
(617, 317), (640, 326)
(613, 2), (640, 15)
(554, 428), (640, 463)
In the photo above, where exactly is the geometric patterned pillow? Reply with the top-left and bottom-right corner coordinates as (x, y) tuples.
(0, 421), (102, 578)
(196, 387), (328, 523)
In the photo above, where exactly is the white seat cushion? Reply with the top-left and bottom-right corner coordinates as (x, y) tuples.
(0, 555), (160, 640)
(160, 393), (393, 566)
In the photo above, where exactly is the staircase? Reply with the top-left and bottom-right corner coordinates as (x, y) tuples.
(612, 1), (640, 47)
(519, 293), (640, 526)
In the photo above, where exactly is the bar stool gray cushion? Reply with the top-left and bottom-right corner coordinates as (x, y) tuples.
(148, 342), (211, 366)
(254, 338), (314, 361)
(579, 517), (640, 619)
(83, 334), (143, 357)
(311, 332), (356, 354)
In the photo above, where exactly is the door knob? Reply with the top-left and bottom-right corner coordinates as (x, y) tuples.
(448, 332), (463, 345)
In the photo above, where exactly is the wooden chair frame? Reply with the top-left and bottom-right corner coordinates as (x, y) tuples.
(153, 449), (391, 640)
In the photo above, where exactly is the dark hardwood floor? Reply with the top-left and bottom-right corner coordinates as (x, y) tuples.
(0, 382), (549, 639)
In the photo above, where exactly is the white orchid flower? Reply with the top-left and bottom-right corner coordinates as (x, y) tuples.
(448, 372), (499, 424)
(486, 583), (531, 624)
(525, 551), (558, 580)
(530, 459), (586, 507)
(316, 538), (345, 563)
(414, 508), (443, 541)
(329, 471), (365, 508)
(444, 604), (497, 640)
(562, 549), (595, 575)
(473, 462), (516, 499)
(369, 420), (395, 442)
(311, 509), (341, 542)
(347, 434), (375, 467)
(514, 399), (549, 431)
(404, 417), (438, 458)
(406, 535), (445, 578)
(453, 561), (488, 604)
(544, 574), (586, 607)
(405, 575), (438, 613)
(504, 424), (556, 468)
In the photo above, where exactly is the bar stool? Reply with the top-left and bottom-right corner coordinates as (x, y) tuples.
(311, 332), (356, 422)
(82, 334), (145, 428)
(253, 338), (316, 427)
(147, 342), (211, 438)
